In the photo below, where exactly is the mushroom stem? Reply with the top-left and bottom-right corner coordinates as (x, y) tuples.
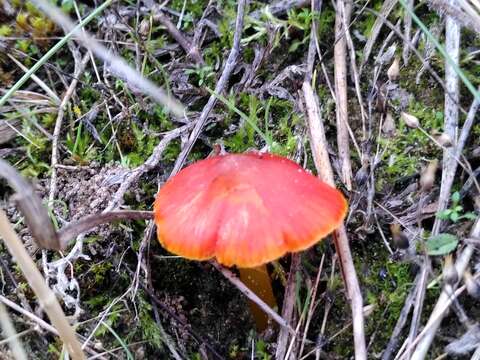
(238, 265), (277, 331)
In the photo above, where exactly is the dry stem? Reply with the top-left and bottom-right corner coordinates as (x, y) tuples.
(31, 0), (185, 117)
(333, 0), (353, 190)
(302, 81), (366, 359)
(275, 254), (301, 359)
(0, 159), (59, 250)
(49, 52), (90, 205)
(410, 221), (480, 358)
(0, 302), (28, 360)
(57, 211), (154, 250)
(153, 6), (204, 64)
(211, 261), (295, 334)
(170, 0), (247, 176)
(0, 210), (85, 359)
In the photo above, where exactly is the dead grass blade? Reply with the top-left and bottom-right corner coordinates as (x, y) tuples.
(0, 210), (85, 359)
(0, 302), (28, 360)
(211, 262), (295, 334)
(360, 0), (398, 72)
(406, 221), (479, 358)
(275, 254), (301, 359)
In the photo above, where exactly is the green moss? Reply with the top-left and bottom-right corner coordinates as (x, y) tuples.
(90, 261), (113, 284)
(376, 101), (443, 189)
(360, 249), (414, 353)
(136, 293), (164, 349)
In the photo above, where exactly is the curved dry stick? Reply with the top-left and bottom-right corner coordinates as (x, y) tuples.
(57, 211), (154, 250)
(0, 159), (60, 250)
(152, 6), (204, 64)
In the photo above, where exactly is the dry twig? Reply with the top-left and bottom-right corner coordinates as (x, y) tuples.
(334, 0), (353, 190)
(0, 159), (59, 249)
(361, 0), (398, 71)
(410, 221), (480, 358)
(152, 6), (204, 64)
(105, 123), (193, 212)
(275, 254), (301, 359)
(381, 274), (419, 360)
(48, 52), (90, 205)
(402, 0), (414, 64)
(211, 262), (295, 334)
(170, 0), (247, 176)
(0, 302), (28, 360)
(428, 0), (480, 33)
(57, 211), (153, 249)
(302, 82), (366, 359)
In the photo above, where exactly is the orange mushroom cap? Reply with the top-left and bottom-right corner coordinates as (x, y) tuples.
(154, 152), (347, 268)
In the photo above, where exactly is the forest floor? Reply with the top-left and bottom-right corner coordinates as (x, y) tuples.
(1, 0), (480, 359)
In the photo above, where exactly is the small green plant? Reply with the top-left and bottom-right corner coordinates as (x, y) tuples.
(65, 122), (97, 165)
(426, 233), (458, 256)
(185, 65), (215, 87)
(255, 339), (271, 360)
(437, 191), (477, 223)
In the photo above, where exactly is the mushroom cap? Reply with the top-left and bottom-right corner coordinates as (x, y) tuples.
(154, 152), (347, 268)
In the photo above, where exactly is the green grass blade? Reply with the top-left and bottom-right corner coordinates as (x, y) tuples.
(398, 0), (480, 101)
(0, 0), (113, 109)
(205, 87), (273, 148)
(100, 320), (134, 360)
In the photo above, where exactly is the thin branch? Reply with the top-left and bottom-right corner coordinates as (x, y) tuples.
(105, 123), (193, 212)
(431, 3), (461, 236)
(360, 0), (398, 72)
(275, 254), (301, 360)
(381, 274), (419, 360)
(0, 302), (28, 360)
(57, 211), (154, 250)
(402, 0), (414, 64)
(405, 259), (480, 359)
(334, 0), (353, 190)
(410, 220), (480, 358)
(49, 52), (90, 206)
(152, 6), (204, 64)
(170, 0), (247, 176)
(427, 0), (480, 33)
(0, 0), (112, 109)
(211, 262), (295, 334)
(302, 81), (366, 359)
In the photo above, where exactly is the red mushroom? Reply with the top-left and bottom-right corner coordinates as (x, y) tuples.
(154, 152), (347, 268)
(154, 152), (347, 330)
